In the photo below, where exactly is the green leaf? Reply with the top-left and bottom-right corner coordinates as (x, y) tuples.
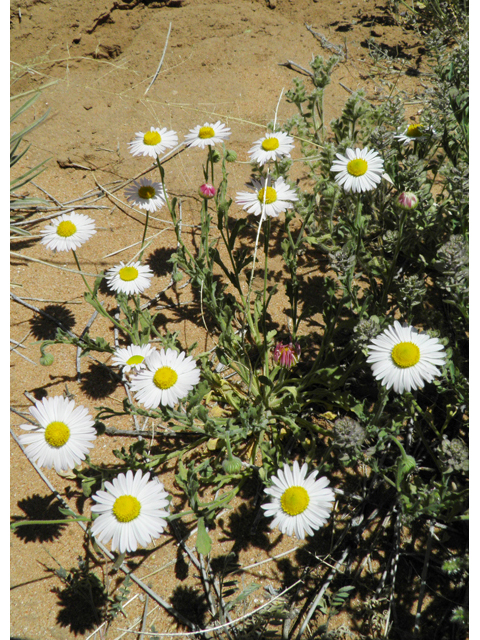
(331, 585), (355, 609)
(177, 460), (188, 484)
(225, 582), (260, 612)
(257, 375), (273, 388)
(196, 517), (212, 556)
(82, 478), (96, 498)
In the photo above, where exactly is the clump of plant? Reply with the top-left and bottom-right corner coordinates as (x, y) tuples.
(10, 88), (52, 238)
(12, 28), (468, 640)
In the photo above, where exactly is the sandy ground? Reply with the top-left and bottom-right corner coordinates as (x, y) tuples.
(10, 0), (430, 637)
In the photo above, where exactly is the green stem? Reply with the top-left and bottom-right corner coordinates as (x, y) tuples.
(208, 147), (215, 184)
(140, 209), (150, 252)
(389, 435), (409, 460)
(251, 427), (265, 466)
(73, 251), (138, 342)
(285, 207), (315, 337)
(380, 208), (408, 311)
(243, 208), (266, 348)
(410, 398), (442, 471)
(225, 435), (234, 460)
(372, 386), (389, 426)
(342, 194), (364, 312)
(72, 250), (94, 297)
(11, 516), (90, 530)
(262, 217), (271, 374)
(167, 509), (195, 522)
(288, 415), (330, 438)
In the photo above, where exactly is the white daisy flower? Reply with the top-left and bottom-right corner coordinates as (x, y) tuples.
(330, 147), (385, 193)
(395, 123), (432, 146)
(112, 343), (154, 374)
(128, 126), (178, 159)
(184, 121), (231, 149)
(40, 212), (96, 252)
(367, 320), (446, 394)
(90, 469), (170, 553)
(130, 348), (200, 409)
(18, 396), (96, 473)
(125, 178), (167, 213)
(248, 131), (295, 166)
(235, 176), (298, 219)
(105, 261), (153, 296)
(262, 461), (335, 540)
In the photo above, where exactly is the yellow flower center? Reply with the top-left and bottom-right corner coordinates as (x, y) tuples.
(280, 486), (310, 516)
(44, 421), (70, 448)
(138, 185), (156, 200)
(199, 126), (215, 139)
(143, 131), (161, 146)
(346, 158), (368, 177)
(112, 495), (141, 523)
(406, 124), (423, 138)
(56, 220), (77, 238)
(261, 137), (280, 151)
(126, 355), (145, 366)
(153, 366), (178, 389)
(119, 266), (139, 282)
(391, 341), (421, 368)
(257, 186), (277, 205)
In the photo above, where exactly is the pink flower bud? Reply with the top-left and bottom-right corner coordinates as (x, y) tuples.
(396, 191), (419, 211)
(199, 183), (216, 199)
(273, 341), (301, 368)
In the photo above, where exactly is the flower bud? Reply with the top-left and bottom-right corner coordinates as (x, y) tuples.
(210, 150), (221, 163)
(399, 454), (416, 475)
(225, 149), (237, 162)
(273, 341), (301, 368)
(40, 353), (54, 366)
(396, 191), (419, 211)
(222, 456), (243, 475)
(198, 183), (216, 199)
(40, 345), (54, 366)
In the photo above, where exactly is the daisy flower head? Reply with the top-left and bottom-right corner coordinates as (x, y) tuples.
(129, 348), (201, 409)
(91, 469), (170, 553)
(112, 343), (154, 374)
(262, 461), (335, 540)
(330, 147), (385, 193)
(235, 176), (298, 220)
(40, 211), (96, 252)
(184, 121), (231, 149)
(248, 131), (295, 166)
(105, 261), (153, 296)
(367, 320), (446, 394)
(125, 177), (167, 213)
(395, 123), (432, 146)
(128, 126), (178, 159)
(18, 396), (96, 473)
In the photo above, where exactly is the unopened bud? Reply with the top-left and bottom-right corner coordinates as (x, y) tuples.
(400, 454), (416, 475)
(273, 341), (301, 368)
(198, 183), (216, 199)
(210, 150), (221, 163)
(222, 456), (243, 475)
(40, 353), (54, 366)
(40, 344), (54, 366)
(396, 191), (419, 211)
